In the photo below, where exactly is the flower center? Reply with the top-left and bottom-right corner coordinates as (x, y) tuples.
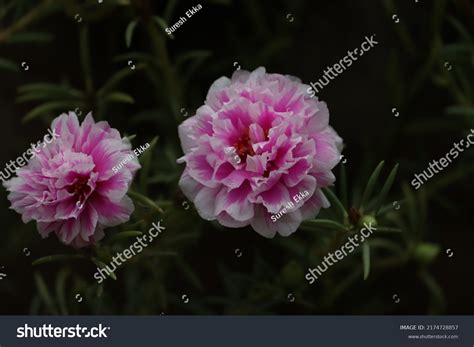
(234, 130), (255, 161)
(263, 160), (276, 177)
(67, 177), (90, 203)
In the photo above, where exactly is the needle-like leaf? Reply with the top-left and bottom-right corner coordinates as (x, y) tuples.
(359, 161), (385, 210)
(375, 163), (399, 215)
(362, 243), (370, 280)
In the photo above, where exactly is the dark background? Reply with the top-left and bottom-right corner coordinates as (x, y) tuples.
(0, 0), (473, 315)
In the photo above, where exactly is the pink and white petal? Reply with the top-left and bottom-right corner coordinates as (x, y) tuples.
(214, 181), (254, 221)
(89, 194), (134, 227)
(286, 176), (317, 209)
(57, 218), (81, 245)
(96, 171), (133, 203)
(77, 204), (99, 243)
(306, 101), (329, 133)
(206, 76), (231, 111)
(282, 158), (312, 187)
(187, 153), (219, 188)
(248, 123), (266, 143)
(252, 181), (291, 214)
(51, 112), (81, 146)
(220, 169), (255, 189)
(250, 205), (277, 238)
(275, 208), (303, 237)
(245, 154), (267, 174)
(193, 186), (220, 220)
(311, 127), (343, 170)
(37, 221), (59, 238)
(299, 189), (330, 220)
(178, 116), (200, 154)
(217, 211), (250, 228)
(179, 171), (204, 201)
(54, 197), (79, 220)
(311, 170), (336, 189)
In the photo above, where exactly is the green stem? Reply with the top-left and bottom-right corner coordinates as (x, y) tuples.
(79, 25), (94, 95)
(145, 18), (181, 118)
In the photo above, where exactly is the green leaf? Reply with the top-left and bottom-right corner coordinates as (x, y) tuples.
(22, 101), (80, 123)
(362, 243), (370, 280)
(153, 16), (174, 39)
(18, 83), (84, 99)
(34, 272), (59, 314)
(103, 91), (135, 104)
(8, 32), (53, 43)
(148, 173), (178, 184)
(359, 161), (385, 210)
(55, 268), (69, 315)
(443, 43), (474, 55)
(300, 219), (348, 233)
(375, 163), (399, 215)
(374, 226), (402, 233)
(445, 105), (474, 118)
(91, 257), (117, 280)
(141, 250), (179, 258)
(0, 57), (19, 72)
(32, 254), (85, 266)
(377, 199), (404, 215)
(128, 190), (164, 214)
(322, 187), (348, 221)
(98, 64), (145, 96)
(368, 239), (404, 255)
(17, 91), (83, 103)
(139, 136), (159, 193)
(108, 231), (143, 243)
(125, 20), (138, 48)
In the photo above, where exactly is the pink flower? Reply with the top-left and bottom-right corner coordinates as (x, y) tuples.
(177, 67), (343, 237)
(3, 112), (140, 247)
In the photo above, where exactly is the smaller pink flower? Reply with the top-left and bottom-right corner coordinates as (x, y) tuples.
(3, 112), (140, 247)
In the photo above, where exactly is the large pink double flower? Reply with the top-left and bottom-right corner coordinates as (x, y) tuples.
(3, 112), (140, 247)
(178, 67), (343, 237)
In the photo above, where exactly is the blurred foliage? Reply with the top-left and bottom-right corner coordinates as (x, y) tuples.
(0, 0), (473, 315)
